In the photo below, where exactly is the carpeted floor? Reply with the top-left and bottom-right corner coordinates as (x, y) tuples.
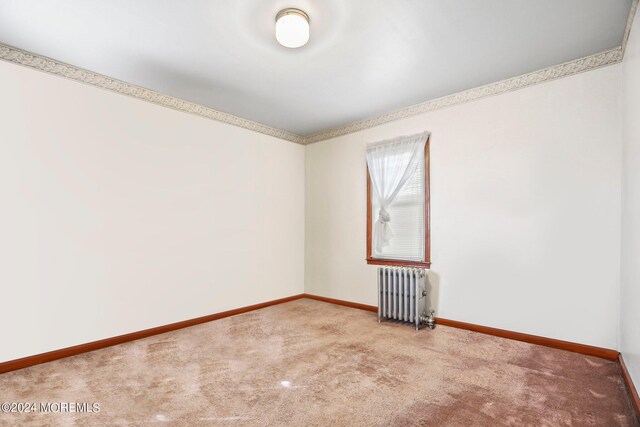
(1, 298), (638, 426)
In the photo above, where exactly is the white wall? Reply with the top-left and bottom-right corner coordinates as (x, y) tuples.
(0, 38), (631, 364)
(621, 14), (640, 388)
(306, 65), (622, 349)
(0, 61), (305, 362)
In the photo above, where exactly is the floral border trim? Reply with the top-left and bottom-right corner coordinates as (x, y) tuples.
(303, 0), (638, 144)
(0, 43), (305, 145)
(0, 43), (625, 147)
(302, 47), (623, 144)
(0, 0), (636, 146)
(623, 0), (639, 52)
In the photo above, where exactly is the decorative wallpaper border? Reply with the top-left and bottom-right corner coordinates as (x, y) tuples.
(623, 0), (639, 52)
(303, 0), (638, 144)
(0, 43), (305, 145)
(0, 0), (637, 145)
(302, 47), (624, 144)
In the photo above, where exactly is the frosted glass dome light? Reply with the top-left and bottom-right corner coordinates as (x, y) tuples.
(275, 9), (309, 48)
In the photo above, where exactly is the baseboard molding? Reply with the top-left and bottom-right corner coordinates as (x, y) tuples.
(0, 293), (621, 375)
(303, 294), (619, 361)
(0, 294), (305, 375)
(302, 294), (378, 312)
(619, 354), (640, 421)
(436, 317), (619, 361)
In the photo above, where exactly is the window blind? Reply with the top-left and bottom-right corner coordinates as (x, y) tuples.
(371, 152), (425, 261)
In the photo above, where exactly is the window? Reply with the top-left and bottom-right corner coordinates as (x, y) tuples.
(366, 132), (430, 268)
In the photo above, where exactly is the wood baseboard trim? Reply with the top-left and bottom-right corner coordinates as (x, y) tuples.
(436, 317), (619, 361)
(302, 294), (378, 312)
(303, 294), (619, 361)
(0, 294), (306, 375)
(0, 293), (622, 375)
(619, 354), (640, 421)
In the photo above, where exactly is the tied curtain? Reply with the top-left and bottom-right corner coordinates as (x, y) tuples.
(366, 131), (429, 255)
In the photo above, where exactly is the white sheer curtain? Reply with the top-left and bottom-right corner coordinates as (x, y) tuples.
(366, 131), (429, 255)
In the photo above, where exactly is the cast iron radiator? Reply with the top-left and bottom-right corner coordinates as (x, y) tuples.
(377, 267), (428, 330)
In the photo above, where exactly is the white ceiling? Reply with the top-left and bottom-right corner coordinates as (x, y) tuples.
(0, 0), (633, 136)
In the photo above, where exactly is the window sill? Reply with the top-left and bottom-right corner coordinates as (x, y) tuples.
(366, 258), (431, 268)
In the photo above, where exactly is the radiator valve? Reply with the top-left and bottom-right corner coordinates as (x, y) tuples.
(418, 311), (436, 329)
(423, 310), (436, 329)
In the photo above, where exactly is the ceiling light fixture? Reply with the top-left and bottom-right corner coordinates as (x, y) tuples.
(275, 8), (309, 48)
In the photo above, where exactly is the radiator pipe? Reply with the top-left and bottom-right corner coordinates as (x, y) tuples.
(419, 310), (436, 329)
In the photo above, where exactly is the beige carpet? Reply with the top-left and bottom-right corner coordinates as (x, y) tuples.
(1, 299), (638, 426)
